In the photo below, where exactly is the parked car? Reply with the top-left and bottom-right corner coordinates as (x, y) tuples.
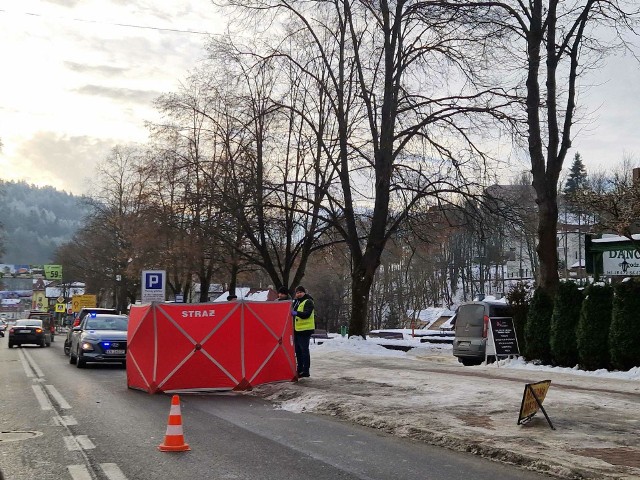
(69, 314), (128, 368)
(0, 320), (6, 337)
(452, 300), (513, 366)
(8, 319), (51, 348)
(28, 311), (56, 342)
(64, 307), (118, 356)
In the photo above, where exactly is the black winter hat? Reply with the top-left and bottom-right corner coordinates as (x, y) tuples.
(277, 287), (289, 295)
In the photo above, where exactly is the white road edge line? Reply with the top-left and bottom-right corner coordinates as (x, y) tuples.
(100, 463), (129, 480)
(68, 464), (92, 480)
(55, 415), (78, 426)
(18, 349), (34, 378)
(22, 349), (45, 378)
(31, 384), (52, 410)
(76, 435), (96, 450)
(64, 435), (96, 451)
(45, 384), (72, 409)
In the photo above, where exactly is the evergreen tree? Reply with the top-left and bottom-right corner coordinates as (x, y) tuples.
(550, 281), (582, 367)
(506, 281), (531, 355)
(524, 288), (554, 363)
(609, 280), (640, 371)
(563, 152), (588, 195)
(577, 283), (613, 371)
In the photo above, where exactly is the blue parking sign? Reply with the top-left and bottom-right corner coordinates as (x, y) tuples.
(145, 273), (163, 289)
(141, 269), (166, 303)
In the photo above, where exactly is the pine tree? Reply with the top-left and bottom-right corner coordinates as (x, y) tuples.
(563, 152), (588, 195)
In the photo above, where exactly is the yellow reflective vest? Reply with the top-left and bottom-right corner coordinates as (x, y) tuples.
(294, 299), (315, 332)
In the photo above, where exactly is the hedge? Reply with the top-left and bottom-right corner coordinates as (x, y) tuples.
(550, 281), (583, 367)
(609, 280), (640, 370)
(576, 283), (613, 371)
(524, 287), (553, 363)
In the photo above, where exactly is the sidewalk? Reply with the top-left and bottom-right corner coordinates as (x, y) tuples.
(249, 341), (640, 480)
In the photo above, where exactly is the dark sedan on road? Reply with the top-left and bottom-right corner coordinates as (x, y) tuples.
(8, 319), (51, 348)
(69, 314), (128, 368)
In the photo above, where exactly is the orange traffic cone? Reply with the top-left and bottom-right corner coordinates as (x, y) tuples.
(158, 394), (190, 452)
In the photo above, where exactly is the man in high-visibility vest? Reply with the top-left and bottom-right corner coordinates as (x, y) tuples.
(291, 285), (316, 378)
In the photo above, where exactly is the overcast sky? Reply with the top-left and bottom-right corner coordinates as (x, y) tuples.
(0, 0), (221, 195)
(1, 1), (639, 196)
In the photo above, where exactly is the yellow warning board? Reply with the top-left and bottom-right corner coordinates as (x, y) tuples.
(518, 380), (554, 429)
(71, 294), (97, 313)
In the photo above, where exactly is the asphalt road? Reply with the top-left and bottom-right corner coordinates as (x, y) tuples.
(0, 336), (552, 480)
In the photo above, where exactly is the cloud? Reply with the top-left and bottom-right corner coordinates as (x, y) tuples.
(15, 132), (117, 195)
(64, 61), (128, 77)
(43, 0), (82, 6)
(73, 84), (161, 104)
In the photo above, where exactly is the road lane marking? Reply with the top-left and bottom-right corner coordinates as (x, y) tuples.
(64, 435), (96, 451)
(69, 463), (128, 480)
(22, 349), (45, 378)
(18, 349), (34, 378)
(45, 384), (71, 409)
(68, 465), (92, 480)
(53, 415), (78, 426)
(100, 463), (129, 480)
(32, 385), (52, 410)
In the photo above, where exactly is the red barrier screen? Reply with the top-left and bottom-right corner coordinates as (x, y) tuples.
(127, 301), (296, 393)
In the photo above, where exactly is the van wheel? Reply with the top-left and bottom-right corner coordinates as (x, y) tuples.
(64, 341), (70, 356)
(461, 358), (479, 366)
(7, 342), (13, 348)
(69, 350), (77, 364)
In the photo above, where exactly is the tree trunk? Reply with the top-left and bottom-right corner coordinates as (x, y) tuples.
(536, 193), (560, 295)
(349, 262), (376, 338)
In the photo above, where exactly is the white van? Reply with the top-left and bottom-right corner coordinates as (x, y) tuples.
(452, 300), (513, 366)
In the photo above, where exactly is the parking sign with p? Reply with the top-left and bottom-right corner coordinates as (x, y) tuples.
(146, 273), (162, 289)
(141, 270), (166, 303)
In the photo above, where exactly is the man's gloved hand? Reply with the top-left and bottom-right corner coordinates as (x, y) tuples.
(291, 310), (298, 316)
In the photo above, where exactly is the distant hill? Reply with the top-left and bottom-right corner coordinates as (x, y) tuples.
(0, 181), (90, 263)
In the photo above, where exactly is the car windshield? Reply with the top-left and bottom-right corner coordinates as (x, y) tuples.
(85, 316), (128, 331)
(16, 319), (42, 327)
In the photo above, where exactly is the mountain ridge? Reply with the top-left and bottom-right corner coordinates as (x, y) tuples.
(0, 180), (89, 264)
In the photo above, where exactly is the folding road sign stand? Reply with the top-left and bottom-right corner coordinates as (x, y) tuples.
(517, 380), (555, 430)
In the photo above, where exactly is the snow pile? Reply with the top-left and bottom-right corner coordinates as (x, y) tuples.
(250, 335), (640, 479)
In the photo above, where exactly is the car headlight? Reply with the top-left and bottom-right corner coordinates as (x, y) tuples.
(81, 342), (95, 351)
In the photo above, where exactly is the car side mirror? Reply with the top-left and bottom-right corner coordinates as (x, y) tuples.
(72, 326), (82, 332)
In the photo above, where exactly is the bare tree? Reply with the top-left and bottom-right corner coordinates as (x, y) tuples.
(150, 74), (235, 302)
(203, 36), (337, 293)
(433, 0), (639, 295)
(574, 156), (640, 252)
(219, 0), (511, 336)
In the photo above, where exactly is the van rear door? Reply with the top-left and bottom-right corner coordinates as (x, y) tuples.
(455, 304), (485, 338)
